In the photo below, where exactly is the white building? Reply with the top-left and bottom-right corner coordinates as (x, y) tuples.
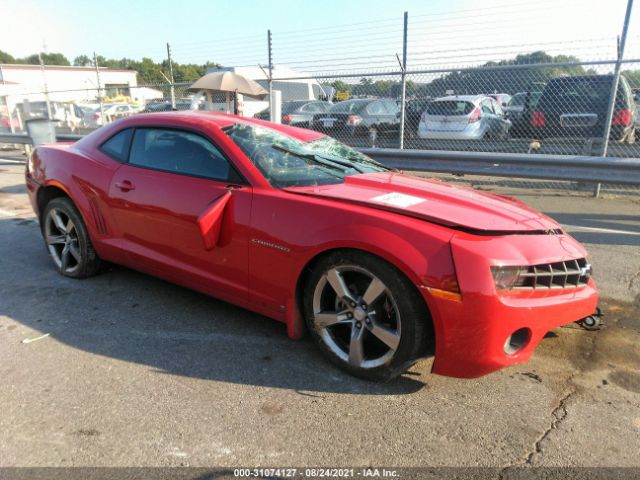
(0, 64), (163, 129)
(0, 64), (138, 102)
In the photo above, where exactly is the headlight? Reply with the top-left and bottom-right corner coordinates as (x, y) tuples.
(491, 266), (525, 290)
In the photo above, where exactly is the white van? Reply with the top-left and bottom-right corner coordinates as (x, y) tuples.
(196, 66), (333, 118)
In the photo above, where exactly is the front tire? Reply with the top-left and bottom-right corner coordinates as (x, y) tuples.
(41, 197), (101, 278)
(303, 251), (432, 381)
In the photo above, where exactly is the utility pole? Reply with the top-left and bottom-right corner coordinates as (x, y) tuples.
(597, 0), (633, 198)
(602, 0), (633, 158)
(38, 52), (52, 119)
(398, 11), (408, 149)
(93, 52), (105, 122)
(268, 29), (274, 122)
(167, 42), (176, 110)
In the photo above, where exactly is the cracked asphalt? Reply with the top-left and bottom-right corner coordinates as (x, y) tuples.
(1, 153), (639, 471)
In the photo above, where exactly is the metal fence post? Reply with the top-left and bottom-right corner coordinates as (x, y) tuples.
(167, 43), (176, 110)
(601, 0), (633, 159)
(399, 11), (408, 149)
(268, 29), (274, 122)
(37, 52), (52, 120)
(93, 52), (105, 122)
(2, 95), (15, 134)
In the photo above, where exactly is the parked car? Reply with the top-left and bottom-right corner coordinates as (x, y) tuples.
(486, 93), (512, 107)
(0, 114), (21, 131)
(26, 111), (597, 380)
(417, 95), (511, 140)
(83, 103), (135, 128)
(254, 100), (332, 126)
(531, 74), (637, 143)
(142, 100), (194, 113)
(403, 98), (433, 140)
(310, 98), (400, 142)
(16, 101), (85, 129)
(504, 91), (542, 137)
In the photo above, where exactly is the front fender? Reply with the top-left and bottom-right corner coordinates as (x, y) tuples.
(282, 220), (456, 341)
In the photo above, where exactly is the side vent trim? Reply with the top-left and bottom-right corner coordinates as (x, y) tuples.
(88, 197), (108, 235)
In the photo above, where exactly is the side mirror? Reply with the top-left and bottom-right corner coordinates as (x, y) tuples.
(197, 190), (232, 250)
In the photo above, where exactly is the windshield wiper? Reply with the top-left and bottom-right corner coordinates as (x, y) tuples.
(272, 144), (365, 173)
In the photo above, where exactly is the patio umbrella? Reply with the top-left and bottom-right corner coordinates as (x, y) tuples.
(189, 71), (268, 113)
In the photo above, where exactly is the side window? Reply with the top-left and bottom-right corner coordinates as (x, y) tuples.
(303, 103), (325, 113)
(383, 101), (400, 115)
(366, 102), (384, 115)
(481, 100), (493, 114)
(99, 128), (133, 162)
(492, 99), (504, 116)
(129, 128), (237, 182)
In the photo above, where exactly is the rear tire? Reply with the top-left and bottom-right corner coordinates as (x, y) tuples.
(41, 197), (101, 278)
(303, 250), (432, 381)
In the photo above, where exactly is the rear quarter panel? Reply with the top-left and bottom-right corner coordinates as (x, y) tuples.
(30, 142), (122, 257)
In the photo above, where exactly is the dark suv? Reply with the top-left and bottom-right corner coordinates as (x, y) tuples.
(531, 74), (637, 143)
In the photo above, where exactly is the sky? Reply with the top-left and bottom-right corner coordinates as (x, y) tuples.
(1, 0), (639, 74)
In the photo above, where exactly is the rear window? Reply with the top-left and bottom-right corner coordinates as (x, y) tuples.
(539, 76), (614, 110)
(281, 102), (307, 113)
(329, 101), (366, 113)
(509, 94), (527, 107)
(427, 101), (474, 116)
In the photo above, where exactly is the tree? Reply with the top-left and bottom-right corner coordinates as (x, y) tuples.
(328, 80), (351, 100)
(73, 55), (92, 67)
(419, 51), (591, 97)
(0, 50), (16, 63)
(19, 52), (70, 66)
(622, 70), (640, 90)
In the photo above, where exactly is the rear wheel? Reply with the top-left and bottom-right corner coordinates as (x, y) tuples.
(42, 197), (101, 278)
(304, 251), (432, 381)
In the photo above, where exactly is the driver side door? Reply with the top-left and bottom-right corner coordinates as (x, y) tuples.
(106, 127), (252, 305)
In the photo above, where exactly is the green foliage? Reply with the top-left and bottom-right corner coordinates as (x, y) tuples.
(622, 69), (640, 89)
(418, 51), (591, 97)
(0, 49), (16, 63)
(1, 50), (218, 85)
(73, 55), (92, 67)
(318, 51), (601, 100)
(18, 52), (71, 66)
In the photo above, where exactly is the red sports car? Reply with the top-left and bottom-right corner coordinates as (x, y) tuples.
(25, 111), (598, 381)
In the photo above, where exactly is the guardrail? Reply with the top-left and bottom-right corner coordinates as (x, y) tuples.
(2, 131), (640, 186)
(0, 132), (83, 144)
(359, 148), (640, 186)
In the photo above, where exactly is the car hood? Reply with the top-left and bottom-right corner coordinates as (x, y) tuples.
(283, 172), (561, 233)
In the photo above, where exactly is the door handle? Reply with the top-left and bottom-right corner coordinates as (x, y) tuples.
(115, 180), (135, 192)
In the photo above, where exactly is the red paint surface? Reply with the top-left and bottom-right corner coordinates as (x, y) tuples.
(25, 111), (598, 378)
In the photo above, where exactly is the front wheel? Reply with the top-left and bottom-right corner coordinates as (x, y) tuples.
(303, 251), (432, 381)
(41, 197), (101, 278)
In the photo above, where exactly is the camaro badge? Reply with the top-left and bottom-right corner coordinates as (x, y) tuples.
(251, 238), (291, 252)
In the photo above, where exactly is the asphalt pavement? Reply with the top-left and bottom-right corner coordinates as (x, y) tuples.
(1, 155), (639, 472)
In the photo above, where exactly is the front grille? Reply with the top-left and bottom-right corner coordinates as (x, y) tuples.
(516, 258), (591, 290)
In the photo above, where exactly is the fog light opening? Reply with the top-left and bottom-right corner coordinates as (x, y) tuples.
(504, 328), (531, 355)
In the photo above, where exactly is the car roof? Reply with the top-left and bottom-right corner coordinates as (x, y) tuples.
(433, 95), (485, 102)
(547, 74), (614, 83)
(130, 110), (325, 142)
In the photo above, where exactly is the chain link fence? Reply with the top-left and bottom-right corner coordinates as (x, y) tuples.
(1, 0), (639, 162)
